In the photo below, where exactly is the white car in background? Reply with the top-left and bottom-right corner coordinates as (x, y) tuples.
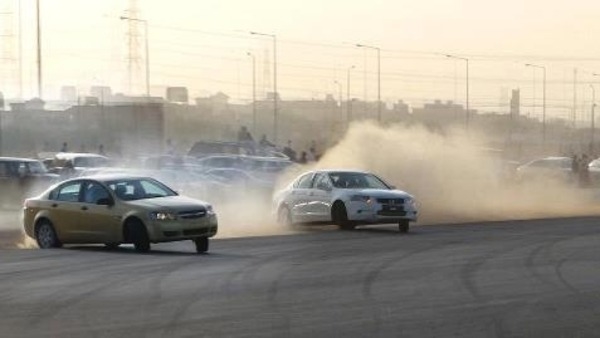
(273, 170), (418, 232)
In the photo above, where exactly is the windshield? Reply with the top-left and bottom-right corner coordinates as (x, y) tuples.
(328, 172), (391, 189)
(106, 178), (177, 201)
(28, 161), (48, 174)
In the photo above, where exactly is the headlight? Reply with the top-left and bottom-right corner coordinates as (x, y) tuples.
(206, 205), (215, 214)
(406, 197), (418, 208)
(350, 195), (372, 204)
(149, 211), (178, 221)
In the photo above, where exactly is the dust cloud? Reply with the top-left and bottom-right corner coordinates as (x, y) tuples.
(306, 121), (600, 224)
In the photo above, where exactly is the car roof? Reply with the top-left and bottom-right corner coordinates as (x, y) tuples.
(313, 169), (370, 174)
(0, 157), (41, 163)
(70, 174), (156, 182)
(54, 152), (108, 160)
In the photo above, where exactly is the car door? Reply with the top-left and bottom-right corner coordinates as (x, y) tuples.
(80, 180), (121, 243)
(305, 173), (334, 222)
(287, 173), (314, 221)
(48, 180), (86, 242)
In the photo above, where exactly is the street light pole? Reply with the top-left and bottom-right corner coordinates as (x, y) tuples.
(356, 44), (381, 123)
(347, 65), (355, 129)
(36, 0), (42, 98)
(590, 84), (596, 155)
(525, 63), (547, 149)
(250, 31), (278, 144)
(446, 54), (469, 131)
(120, 16), (150, 97)
(247, 52), (257, 136)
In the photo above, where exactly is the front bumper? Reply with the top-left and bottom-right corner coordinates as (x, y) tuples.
(346, 201), (418, 224)
(148, 214), (218, 242)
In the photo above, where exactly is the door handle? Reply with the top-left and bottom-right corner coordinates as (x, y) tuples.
(81, 206), (88, 211)
(51, 203), (58, 208)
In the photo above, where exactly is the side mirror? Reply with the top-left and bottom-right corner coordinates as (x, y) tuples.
(97, 197), (114, 206)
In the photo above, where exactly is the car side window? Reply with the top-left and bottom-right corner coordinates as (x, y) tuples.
(82, 181), (111, 204)
(295, 174), (313, 189)
(0, 162), (8, 177)
(55, 182), (83, 202)
(312, 174), (332, 190)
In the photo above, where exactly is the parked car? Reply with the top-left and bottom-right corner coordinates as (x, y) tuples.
(205, 168), (275, 195)
(0, 157), (59, 207)
(48, 152), (111, 178)
(273, 169), (418, 232)
(23, 175), (218, 253)
(515, 156), (574, 183)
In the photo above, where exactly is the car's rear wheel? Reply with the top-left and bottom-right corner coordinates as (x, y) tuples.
(36, 220), (61, 249)
(277, 205), (293, 227)
(332, 202), (355, 230)
(125, 220), (150, 253)
(194, 237), (209, 253)
(399, 220), (410, 233)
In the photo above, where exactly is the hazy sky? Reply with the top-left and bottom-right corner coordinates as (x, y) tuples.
(2, 0), (600, 120)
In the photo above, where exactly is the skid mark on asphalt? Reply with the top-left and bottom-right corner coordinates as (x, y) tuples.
(24, 255), (168, 334)
(160, 248), (302, 337)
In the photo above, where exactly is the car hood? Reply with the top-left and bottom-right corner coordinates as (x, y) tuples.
(125, 195), (209, 211)
(337, 188), (413, 199)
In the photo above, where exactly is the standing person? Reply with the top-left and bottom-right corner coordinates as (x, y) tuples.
(259, 134), (274, 148)
(298, 151), (308, 164)
(98, 144), (106, 156)
(237, 126), (253, 142)
(60, 142), (68, 153)
(282, 140), (297, 162)
(571, 154), (580, 183)
(579, 154), (591, 187)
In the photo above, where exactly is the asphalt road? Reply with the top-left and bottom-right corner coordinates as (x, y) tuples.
(1, 218), (600, 337)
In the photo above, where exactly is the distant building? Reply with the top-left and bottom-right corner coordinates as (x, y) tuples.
(90, 86), (112, 103)
(25, 98), (45, 110)
(412, 100), (470, 126)
(166, 87), (189, 103)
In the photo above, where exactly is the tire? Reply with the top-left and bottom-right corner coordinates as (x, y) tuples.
(399, 220), (410, 233)
(194, 237), (209, 253)
(126, 220), (150, 253)
(277, 206), (293, 227)
(104, 243), (120, 250)
(36, 220), (61, 249)
(333, 202), (355, 230)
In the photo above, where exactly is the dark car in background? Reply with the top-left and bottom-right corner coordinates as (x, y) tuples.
(0, 157), (59, 207)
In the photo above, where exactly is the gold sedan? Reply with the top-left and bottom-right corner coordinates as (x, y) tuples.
(23, 175), (218, 253)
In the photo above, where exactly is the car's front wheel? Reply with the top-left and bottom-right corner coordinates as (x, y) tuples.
(332, 202), (355, 230)
(399, 220), (410, 233)
(125, 220), (150, 253)
(36, 220), (61, 249)
(194, 237), (209, 253)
